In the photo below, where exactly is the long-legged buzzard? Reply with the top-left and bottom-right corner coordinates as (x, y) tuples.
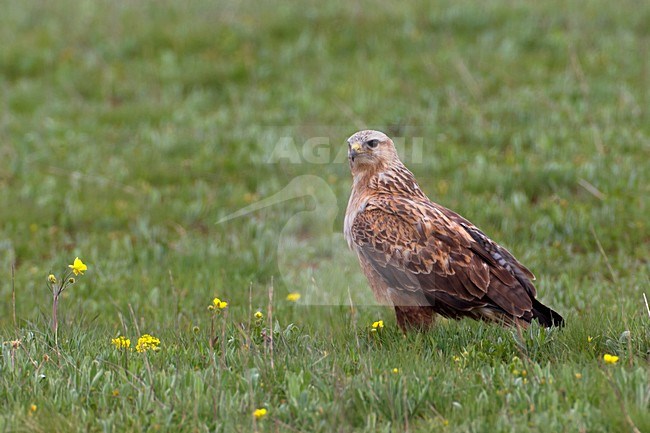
(344, 130), (564, 331)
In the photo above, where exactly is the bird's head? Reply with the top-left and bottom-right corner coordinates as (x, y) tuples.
(346, 130), (398, 174)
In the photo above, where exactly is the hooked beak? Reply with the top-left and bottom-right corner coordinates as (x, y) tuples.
(349, 142), (363, 161)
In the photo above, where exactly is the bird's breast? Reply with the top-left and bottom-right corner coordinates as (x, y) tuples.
(344, 191), (368, 249)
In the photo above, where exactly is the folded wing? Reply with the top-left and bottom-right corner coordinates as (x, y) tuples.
(351, 196), (536, 321)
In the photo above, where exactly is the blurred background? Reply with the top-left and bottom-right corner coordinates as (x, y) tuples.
(0, 0), (648, 323)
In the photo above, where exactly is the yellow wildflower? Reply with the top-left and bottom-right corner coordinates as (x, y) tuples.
(286, 292), (301, 302)
(371, 320), (384, 332)
(208, 297), (228, 310)
(253, 408), (268, 419)
(30, 404), (37, 412)
(603, 354), (619, 365)
(68, 257), (87, 276)
(575, 373), (582, 379)
(112, 390), (120, 397)
(587, 336), (593, 343)
(254, 311), (264, 320)
(392, 368), (399, 374)
(136, 334), (161, 353)
(48, 274), (57, 284)
(111, 336), (131, 350)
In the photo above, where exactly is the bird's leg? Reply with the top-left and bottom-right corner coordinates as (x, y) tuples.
(394, 306), (437, 332)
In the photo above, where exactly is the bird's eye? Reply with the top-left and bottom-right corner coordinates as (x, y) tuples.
(366, 139), (379, 148)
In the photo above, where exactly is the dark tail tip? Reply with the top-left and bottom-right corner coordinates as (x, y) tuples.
(532, 298), (565, 328)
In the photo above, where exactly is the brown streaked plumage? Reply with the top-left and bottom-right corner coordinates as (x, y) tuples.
(344, 130), (564, 331)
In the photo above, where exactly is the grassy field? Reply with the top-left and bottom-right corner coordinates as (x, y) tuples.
(1, 0), (649, 431)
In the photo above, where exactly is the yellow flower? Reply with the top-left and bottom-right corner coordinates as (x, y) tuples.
(68, 257), (87, 276)
(575, 373), (582, 379)
(48, 274), (57, 284)
(254, 311), (264, 320)
(253, 408), (268, 419)
(603, 354), (619, 365)
(587, 336), (593, 343)
(30, 404), (37, 412)
(112, 390), (120, 397)
(136, 334), (160, 353)
(392, 368), (399, 374)
(111, 336), (131, 350)
(286, 292), (301, 302)
(208, 297), (228, 310)
(371, 320), (384, 329)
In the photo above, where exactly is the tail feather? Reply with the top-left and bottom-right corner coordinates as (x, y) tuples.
(532, 298), (564, 328)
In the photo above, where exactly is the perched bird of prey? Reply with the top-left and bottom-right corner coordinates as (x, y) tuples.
(344, 130), (564, 331)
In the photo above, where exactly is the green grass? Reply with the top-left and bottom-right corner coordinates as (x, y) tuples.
(1, 0), (649, 431)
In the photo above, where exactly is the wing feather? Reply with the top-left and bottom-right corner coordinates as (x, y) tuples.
(351, 196), (535, 319)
